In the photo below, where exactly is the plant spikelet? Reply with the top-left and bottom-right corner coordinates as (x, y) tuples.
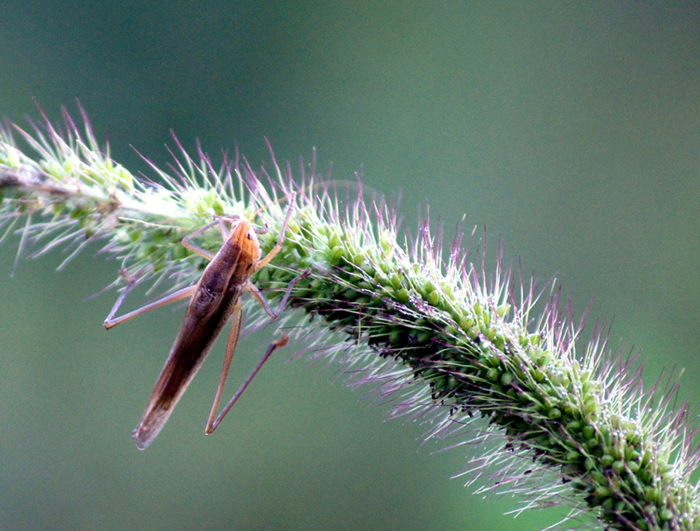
(1, 108), (699, 530)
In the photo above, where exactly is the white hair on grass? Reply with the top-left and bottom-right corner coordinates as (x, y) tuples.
(2, 107), (700, 530)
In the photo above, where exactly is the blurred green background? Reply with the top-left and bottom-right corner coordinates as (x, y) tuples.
(1, 2), (699, 530)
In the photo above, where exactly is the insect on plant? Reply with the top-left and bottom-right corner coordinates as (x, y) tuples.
(103, 193), (308, 450)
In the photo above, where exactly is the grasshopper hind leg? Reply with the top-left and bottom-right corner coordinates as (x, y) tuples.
(204, 270), (310, 434)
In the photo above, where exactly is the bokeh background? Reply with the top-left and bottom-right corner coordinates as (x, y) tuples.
(1, 2), (699, 530)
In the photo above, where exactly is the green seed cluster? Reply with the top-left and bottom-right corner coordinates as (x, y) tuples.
(2, 114), (699, 530)
(0, 120), (231, 281)
(250, 188), (698, 530)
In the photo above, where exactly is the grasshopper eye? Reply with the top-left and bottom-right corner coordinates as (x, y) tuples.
(247, 231), (253, 240)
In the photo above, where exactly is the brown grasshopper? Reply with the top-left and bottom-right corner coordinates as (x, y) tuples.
(104, 194), (307, 449)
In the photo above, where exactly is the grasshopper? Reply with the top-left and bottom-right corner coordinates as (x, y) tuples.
(104, 195), (307, 449)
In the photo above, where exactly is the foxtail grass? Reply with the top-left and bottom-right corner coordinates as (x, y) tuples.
(1, 108), (698, 530)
